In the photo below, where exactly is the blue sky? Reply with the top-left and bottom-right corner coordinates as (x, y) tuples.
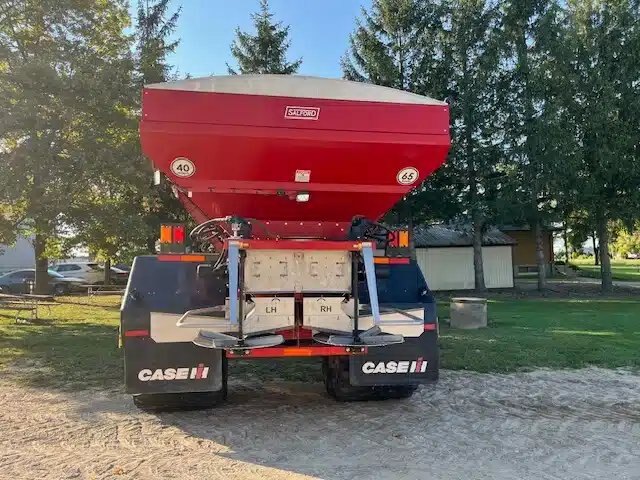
(130, 0), (371, 78)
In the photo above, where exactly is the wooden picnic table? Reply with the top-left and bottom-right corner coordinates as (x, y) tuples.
(84, 284), (125, 297)
(0, 293), (57, 322)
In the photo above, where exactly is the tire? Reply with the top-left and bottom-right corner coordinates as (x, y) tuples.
(53, 283), (67, 296)
(133, 356), (228, 412)
(323, 357), (418, 402)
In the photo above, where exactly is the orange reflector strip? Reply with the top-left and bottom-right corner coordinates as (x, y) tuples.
(226, 345), (368, 358)
(180, 254), (206, 262)
(283, 348), (313, 356)
(158, 254), (206, 262)
(374, 257), (410, 265)
(160, 225), (172, 244)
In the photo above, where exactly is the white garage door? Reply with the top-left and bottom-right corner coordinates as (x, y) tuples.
(416, 247), (475, 290)
(416, 246), (513, 291)
(482, 246), (514, 288)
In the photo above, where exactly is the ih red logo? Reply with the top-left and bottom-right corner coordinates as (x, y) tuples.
(285, 106), (320, 120)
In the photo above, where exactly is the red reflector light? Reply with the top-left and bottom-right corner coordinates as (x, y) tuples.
(389, 257), (410, 265)
(173, 225), (185, 244)
(374, 257), (410, 265)
(424, 323), (437, 331)
(124, 329), (149, 337)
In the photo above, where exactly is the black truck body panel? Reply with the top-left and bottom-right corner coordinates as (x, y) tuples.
(121, 256), (226, 394)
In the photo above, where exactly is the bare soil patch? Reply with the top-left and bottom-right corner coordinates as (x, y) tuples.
(1, 368), (639, 480)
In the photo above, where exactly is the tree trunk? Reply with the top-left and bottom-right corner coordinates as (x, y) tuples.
(104, 258), (112, 285)
(563, 222), (570, 263)
(407, 213), (416, 261)
(146, 236), (156, 254)
(472, 211), (486, 292)
(33, 233), (49, 295)
(592, 233), (599, 265)
(534, 220), (547, 290)
(596, 212), (613, 292)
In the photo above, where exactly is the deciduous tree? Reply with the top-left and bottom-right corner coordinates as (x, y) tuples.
(549, 0), (640, 291)
(0, 0), (134, 293)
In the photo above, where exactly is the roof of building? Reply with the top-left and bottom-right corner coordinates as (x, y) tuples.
(499, 224), (563, 232)
(413, 225), (516, 248)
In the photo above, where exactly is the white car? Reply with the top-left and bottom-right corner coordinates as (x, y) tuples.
(50, 262), (103, 284)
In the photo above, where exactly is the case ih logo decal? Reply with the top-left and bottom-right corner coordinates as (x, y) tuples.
(362, 357), (427, 374)
(138, 363), (209, 381)
(285, 106), (320, 120)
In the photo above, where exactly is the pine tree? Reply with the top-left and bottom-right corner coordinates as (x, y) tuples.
(228, 0), (301, 74)
(133, 0), (190, 268)
(343, 0), (449, 94)
(136, 0), (181, 85)
(61, 0), (184, 285)
(342, 0), (460, 226)
(344, 0), (503, 291)
(497, 0), (564, 290)
(444, 0), (504, 292)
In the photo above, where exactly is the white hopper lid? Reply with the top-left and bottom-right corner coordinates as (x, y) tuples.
(145, 74), (446, 106)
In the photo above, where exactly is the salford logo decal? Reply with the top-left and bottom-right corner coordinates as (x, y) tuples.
(362, 357), (428, 374)
(138, 363), (209, 381)
(285, 106), (320, 120)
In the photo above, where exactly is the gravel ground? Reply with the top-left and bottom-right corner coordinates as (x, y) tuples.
(1, 368), (639, 480)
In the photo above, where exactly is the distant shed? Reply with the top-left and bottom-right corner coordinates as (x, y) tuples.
(413, 225), (516, 291)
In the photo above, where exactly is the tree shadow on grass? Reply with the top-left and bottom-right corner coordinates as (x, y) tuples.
(1, 315), (324, 394)
(55, 300), (121, 310)
(0, 321), (123, 392)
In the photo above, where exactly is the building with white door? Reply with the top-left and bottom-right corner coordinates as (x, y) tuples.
(0, 235), (35, 274)
(413, 225), (516, 291)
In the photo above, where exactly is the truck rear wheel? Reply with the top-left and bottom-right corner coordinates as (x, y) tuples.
(323, 357), (417, 402)
(133, 357), (228, 411)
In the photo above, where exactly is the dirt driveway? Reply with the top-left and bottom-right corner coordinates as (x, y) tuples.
(1, 368), (639, 480)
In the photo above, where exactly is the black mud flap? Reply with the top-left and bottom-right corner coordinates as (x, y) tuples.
(124, 339), (224, 394)
(348, 331), (439, 386)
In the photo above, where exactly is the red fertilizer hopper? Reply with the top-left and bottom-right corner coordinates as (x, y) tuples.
(140, 75), (450, 237)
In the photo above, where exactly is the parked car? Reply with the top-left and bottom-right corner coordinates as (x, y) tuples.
(0, 269), (84, 295)
(108, 266), (129, 285)
(50, 262), (104, 284)
(50, 262), (129, 285)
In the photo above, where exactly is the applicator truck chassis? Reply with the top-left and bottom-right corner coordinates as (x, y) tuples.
(121, 75), (450, 409)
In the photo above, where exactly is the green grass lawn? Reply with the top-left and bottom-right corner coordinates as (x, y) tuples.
(0, 296), (122, 390)
(571, 258), (640, 282)
(0, 295), (639, 391)
(438, 298), (640, 372)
